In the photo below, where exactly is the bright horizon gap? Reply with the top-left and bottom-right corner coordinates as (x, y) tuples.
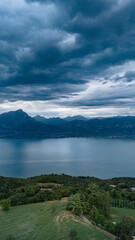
(1, 103), (135, 119)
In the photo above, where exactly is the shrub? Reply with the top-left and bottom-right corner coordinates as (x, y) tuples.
(6, 235), (15, 240)
(0, 198), (11, 211)
(69, 229), (78, 240)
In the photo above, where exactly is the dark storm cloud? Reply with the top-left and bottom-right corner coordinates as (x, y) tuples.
(1, 0), (135, 112)
(26, 0), (117, 17)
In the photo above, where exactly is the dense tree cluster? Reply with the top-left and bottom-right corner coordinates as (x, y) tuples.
(117, 216), (135, 240)
(67, 184), (110, 225)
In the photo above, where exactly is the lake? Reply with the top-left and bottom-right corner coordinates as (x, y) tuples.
(0, 138), (135, 179)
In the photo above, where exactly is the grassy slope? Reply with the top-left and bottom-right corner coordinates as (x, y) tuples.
(111, 208), (135, 223)
(0, 200), (111, 240)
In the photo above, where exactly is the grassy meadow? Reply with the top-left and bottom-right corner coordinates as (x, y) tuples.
(0, 200), (112, 240)
(111, 207), (135, 223)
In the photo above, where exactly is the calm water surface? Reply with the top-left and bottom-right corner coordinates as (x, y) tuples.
(0, 138), (135, 179)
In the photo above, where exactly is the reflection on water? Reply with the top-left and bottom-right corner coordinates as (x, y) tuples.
(0, 138), (135, 179)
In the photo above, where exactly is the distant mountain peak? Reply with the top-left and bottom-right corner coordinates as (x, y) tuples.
(33, 115), (66, 125)
(64, 115), (88, 121)
(16, 109), (24, 113)
(7, 109), (26, 115)
(0, 109), (35, 129)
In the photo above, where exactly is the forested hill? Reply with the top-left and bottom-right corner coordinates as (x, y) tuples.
(1, 173), (135, 204)
(1, 109), (135, 138)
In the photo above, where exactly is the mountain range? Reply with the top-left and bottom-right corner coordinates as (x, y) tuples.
(33, 115), (88, 125)
(1, 109), (135, 138)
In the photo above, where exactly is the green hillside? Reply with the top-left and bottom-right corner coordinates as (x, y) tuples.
(0, 200), (111, 240)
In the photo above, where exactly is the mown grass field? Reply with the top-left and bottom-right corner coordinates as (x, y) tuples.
(0, 200), (112, 240)
(111, 207), (135, 223)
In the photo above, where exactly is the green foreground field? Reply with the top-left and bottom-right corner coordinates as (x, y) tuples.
(111, 207), (135, 223)
(0, 200), (111, 240)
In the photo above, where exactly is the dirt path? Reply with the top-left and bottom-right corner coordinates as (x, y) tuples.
(80, 215), (92, 225)
(80, 215), (116, 240)
(49, 197), (68, 203)
(60, 197), (68, 202)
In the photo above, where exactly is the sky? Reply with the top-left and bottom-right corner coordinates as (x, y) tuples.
(0, 0), (135, 117)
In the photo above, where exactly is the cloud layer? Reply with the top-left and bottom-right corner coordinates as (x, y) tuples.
(0, 0), (135, 117)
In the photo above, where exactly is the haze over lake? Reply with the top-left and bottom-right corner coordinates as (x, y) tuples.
(0, 138), (135, 179)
